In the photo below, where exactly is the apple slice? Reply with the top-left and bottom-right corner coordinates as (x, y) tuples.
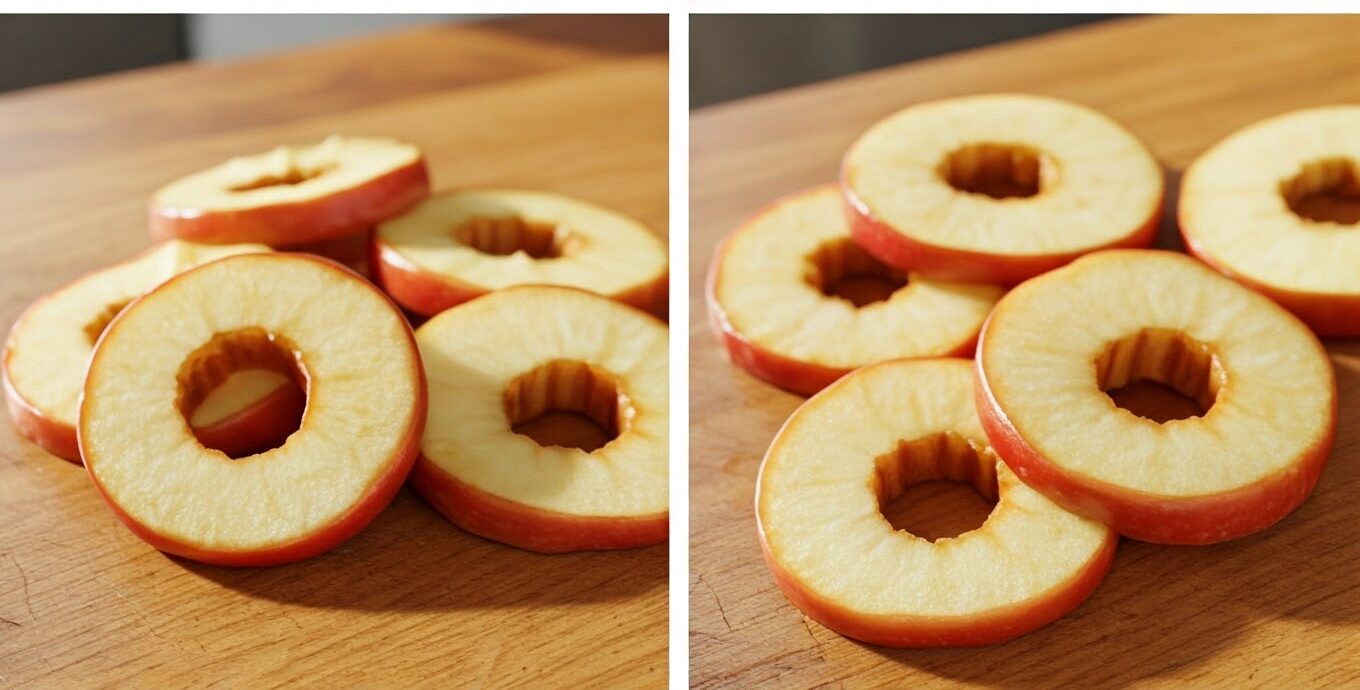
(411, 285), (667, 553)
(976, 250), (1335, 545)
(189, 369), (306, 460)
(707, 185), (1002, 395)
(842, 94), (1163, 285)
(3, 240), (284, 462)
(150, 136), (430, 247)
(757, 358), (1116, 647)
(80, 253), (425, 566)
(374, 189), (668, 318)
(1180, 105), (1360, 337)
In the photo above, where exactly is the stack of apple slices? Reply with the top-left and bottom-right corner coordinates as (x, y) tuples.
(723, 96), (1338, 647)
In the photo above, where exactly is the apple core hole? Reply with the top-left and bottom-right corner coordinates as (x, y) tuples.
(872, 432), (999, 541)
(504, 359), (630, 453)
(175, 327), (308, 458)
(938, 142), (1052, 200)
(1095, 328), (1224, 423)
(229, 164), (335, 192)
(1279, 157), (1360, 225)
(804, 238), (908, 307)
(83, 299), (133, 346)
(452, 216), (578, 259)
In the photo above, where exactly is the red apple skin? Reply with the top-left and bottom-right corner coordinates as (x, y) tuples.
(190, 381), (308, 459)
(150, 159), (431, 247)
(79, 254), (427, 567)
(409, 455), (668, 554)
(289, 228), (374, 279)
(372, 236), (669, 319)
(973, 327), (1337, 545)
(3, 355), (81, 462)
(755, 481), (1117, 647)
(840, 173), (1163, 287)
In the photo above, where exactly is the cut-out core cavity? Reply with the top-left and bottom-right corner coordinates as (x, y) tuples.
(804, 238), (908, 307)
(453, 216), (579, 259)
(176, 327), (308, 458)
(873, 431), (999, 542)
(1279, 157), (1360, 225)
(938, 142), (1053, 199)
(504, 359), (631, 453)
(84, 299), (133, 346)
(1096, 328), (1224, 423)
(230, 164), (335, 192)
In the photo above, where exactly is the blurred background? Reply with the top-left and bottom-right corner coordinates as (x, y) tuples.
(691, 14), (1114, 107)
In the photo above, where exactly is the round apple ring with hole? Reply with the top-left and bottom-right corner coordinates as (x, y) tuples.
(707, 185), (1002, 396)
(3, 240), (287, 463)
(411, 285), (668, 553)
(1181, 105), (1360, 337)
(374, 189), (669, 318)
(757, 358), (1115, 648)
(150, 136), (430, 247)
(842, 94), (1163, 285)
(976, 250), (1336, 545)
(80, 253), (425, 566)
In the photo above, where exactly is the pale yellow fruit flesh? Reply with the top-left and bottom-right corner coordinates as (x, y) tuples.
(715, 186), (1002, 368)
(417, 286), (668, 518)
(982, 250), (1333, 497)
(759, 359), (1110, 617)
(1182, 105), (1360, 295)
(846, 94), (1161, 255)
(154, 136), (420, 212)
(82, 255), (420, 551)
(378, 190), (667, 295)
(189, 368), (291, 428)
(6, 240), (271, 428)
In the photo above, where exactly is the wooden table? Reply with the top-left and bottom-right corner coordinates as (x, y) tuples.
(0, 16), (668, 688)
(690, 15), (1360, 688)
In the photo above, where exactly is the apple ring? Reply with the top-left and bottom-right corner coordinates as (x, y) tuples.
(843, 94), (1163, 285)
(411, 286), (668, 553)
(976, 250), (1336, 545)
(1181, 105), (1360, 336)
(707, 185), (1002, 396)
(81, 253), (425, 566)
(374, 189), (668, 317)
(150, 136), (430, 246)
(757, 358), (1115, 647)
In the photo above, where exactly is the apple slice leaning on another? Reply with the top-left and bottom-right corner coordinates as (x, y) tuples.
(2, 240), (288, 462)
(150, 136), (430, 247)
(411, 286), (668, 553)
(842, 94), (1163, 285)
(757, 358), (1116, 647)
(976, 250), (1336, 545)
(374, 189), (668, 318)
(80, 253), (425, 566)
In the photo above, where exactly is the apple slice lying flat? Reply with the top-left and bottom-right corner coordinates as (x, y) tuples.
(707, 185), (1002, 395)
(842, 94), (1163, 285)
(80, 253), (425, 566)
(2, 240), (290, 462)
(757, 358), (1116, 647)
(976, 250), (1335, 545)
(1181, 105), (1360, 337)
(374, 189), (668, 318)
(411, 286), (667, 553)
(150, 136), (430, 247)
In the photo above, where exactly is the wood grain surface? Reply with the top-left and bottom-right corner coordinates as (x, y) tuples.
(690, 15), (1360, 688)
(0, 16), (668, 689)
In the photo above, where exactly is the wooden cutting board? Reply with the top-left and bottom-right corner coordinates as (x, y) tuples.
(690, 14), (1360, 688)
(0, 16), (668, 688)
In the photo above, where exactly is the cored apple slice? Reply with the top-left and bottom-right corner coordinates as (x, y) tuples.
(80, 253), (425, 566)
(757, 358), (1116, 647)
(976, 250), (1336, 545)
(411, 286), (667, 553)
(842, 94), (1163, 285)
(1180, 105), (1360, 336)
(150, 136), (430, 247)
(2, 240), (286, 462)
(707, 185), (1002, 395)
(374, 190), (668, 317)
